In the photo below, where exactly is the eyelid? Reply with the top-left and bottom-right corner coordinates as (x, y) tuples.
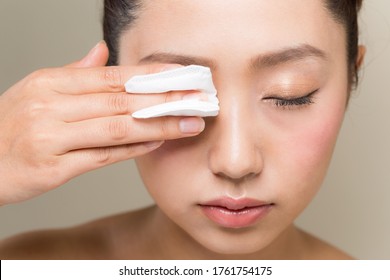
(262, 81), (318, 96)
(262, 88), (319, 101)
(262, 89), (318, 109)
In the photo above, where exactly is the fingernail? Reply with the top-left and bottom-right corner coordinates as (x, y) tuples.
(145, 140), (164, 149)
(89, 40), (105, 55)
(179, 118), (205, 134)
(81, 41), (105, 66)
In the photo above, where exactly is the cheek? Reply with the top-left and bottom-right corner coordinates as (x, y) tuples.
(290, 114), (341, 178)
(135, 139), (203, 207)
(299, 98), (346, 168)
(270, 94), (346, 205)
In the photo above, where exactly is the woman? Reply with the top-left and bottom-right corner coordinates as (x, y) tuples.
(0, 0), (365, 259)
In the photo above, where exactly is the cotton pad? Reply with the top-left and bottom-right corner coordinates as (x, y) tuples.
(125, 65), (219, 119)
(132, 100), (220, 118)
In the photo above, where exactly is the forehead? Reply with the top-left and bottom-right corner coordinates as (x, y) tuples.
(120, 0), (345, 66)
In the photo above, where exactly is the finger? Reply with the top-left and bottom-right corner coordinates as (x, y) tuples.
(35, 64), (180, 95)
(57, 116), (205, 153)
(65, 41), (109, 68)
(58, 90), (203, 122)
(60, 141), (164, 180)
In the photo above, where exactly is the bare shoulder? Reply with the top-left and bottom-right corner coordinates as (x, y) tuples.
(298, 229), (354, 260)
(0, 206), (155, 260)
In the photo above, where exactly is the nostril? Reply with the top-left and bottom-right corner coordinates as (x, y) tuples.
(215, 171), (259, 184)
(208, 145), (264, 183)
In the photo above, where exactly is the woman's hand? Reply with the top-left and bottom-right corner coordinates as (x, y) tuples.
(0, 42), (205, 205)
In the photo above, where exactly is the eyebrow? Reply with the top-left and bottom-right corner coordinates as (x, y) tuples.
(139, 52), (218, 71)
(251, 44), (328, 69)
(139, 44), (328, 71)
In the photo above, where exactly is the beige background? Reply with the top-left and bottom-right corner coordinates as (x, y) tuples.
(0, 0), (389, 259)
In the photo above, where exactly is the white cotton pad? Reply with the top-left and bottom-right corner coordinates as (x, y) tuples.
(132, 100), (220, 119)
(125, 65), (219, 118)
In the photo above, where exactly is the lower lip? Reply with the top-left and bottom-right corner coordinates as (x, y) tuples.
(200, 204), (273, 229)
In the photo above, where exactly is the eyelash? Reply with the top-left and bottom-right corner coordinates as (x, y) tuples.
(265, 90), (318, 109)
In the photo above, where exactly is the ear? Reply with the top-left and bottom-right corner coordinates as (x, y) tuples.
(356, 45), (366, 69)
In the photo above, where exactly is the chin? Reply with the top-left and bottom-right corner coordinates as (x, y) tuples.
(205, 243), (262, 256)
(192, 228), (276, 256)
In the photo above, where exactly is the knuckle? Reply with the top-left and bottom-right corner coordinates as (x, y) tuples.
(26, 122), (59, 152)
(93, 147), (113, 165)
(29, 130), (54, 151)
(22, 139), (57, 167)
(122, 144), (136, 157)
(107, 118), (130, 141)
(25, 68), (53, 89)
(39, 158), (60, 175)
(115, 144), (137, 160)
(158, 117), (175, 139)
(103, 67), (123, 91)
(35, 161), (63, 189)
(107, 93), (130, 114)
(23, 98), (48, 119)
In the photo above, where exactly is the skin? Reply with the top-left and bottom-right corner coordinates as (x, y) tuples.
(123, 0), (355, 258)
(0, 0), (365, 259)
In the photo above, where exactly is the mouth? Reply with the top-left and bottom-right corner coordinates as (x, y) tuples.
(198, 197), (274, 229)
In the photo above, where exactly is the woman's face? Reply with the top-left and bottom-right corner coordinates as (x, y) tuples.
(119, 0), (348, 255)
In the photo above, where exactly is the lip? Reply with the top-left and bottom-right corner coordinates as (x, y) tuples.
(199, 197), (274, 229)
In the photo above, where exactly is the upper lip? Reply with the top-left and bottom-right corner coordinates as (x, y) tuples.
(199, 197), (272, 211)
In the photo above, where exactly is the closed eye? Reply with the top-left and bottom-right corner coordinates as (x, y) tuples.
(263, 89), (318, 109)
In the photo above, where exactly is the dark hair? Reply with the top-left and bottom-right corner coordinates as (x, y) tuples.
(103, 0), (141, 67)
(103, 0), (363, 86)
(325, 0), (363, 86)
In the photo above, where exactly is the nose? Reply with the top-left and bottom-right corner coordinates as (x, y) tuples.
(208, 93), (263, 183)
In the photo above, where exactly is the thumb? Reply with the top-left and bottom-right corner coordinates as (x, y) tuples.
(65, 41), (109, 68)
